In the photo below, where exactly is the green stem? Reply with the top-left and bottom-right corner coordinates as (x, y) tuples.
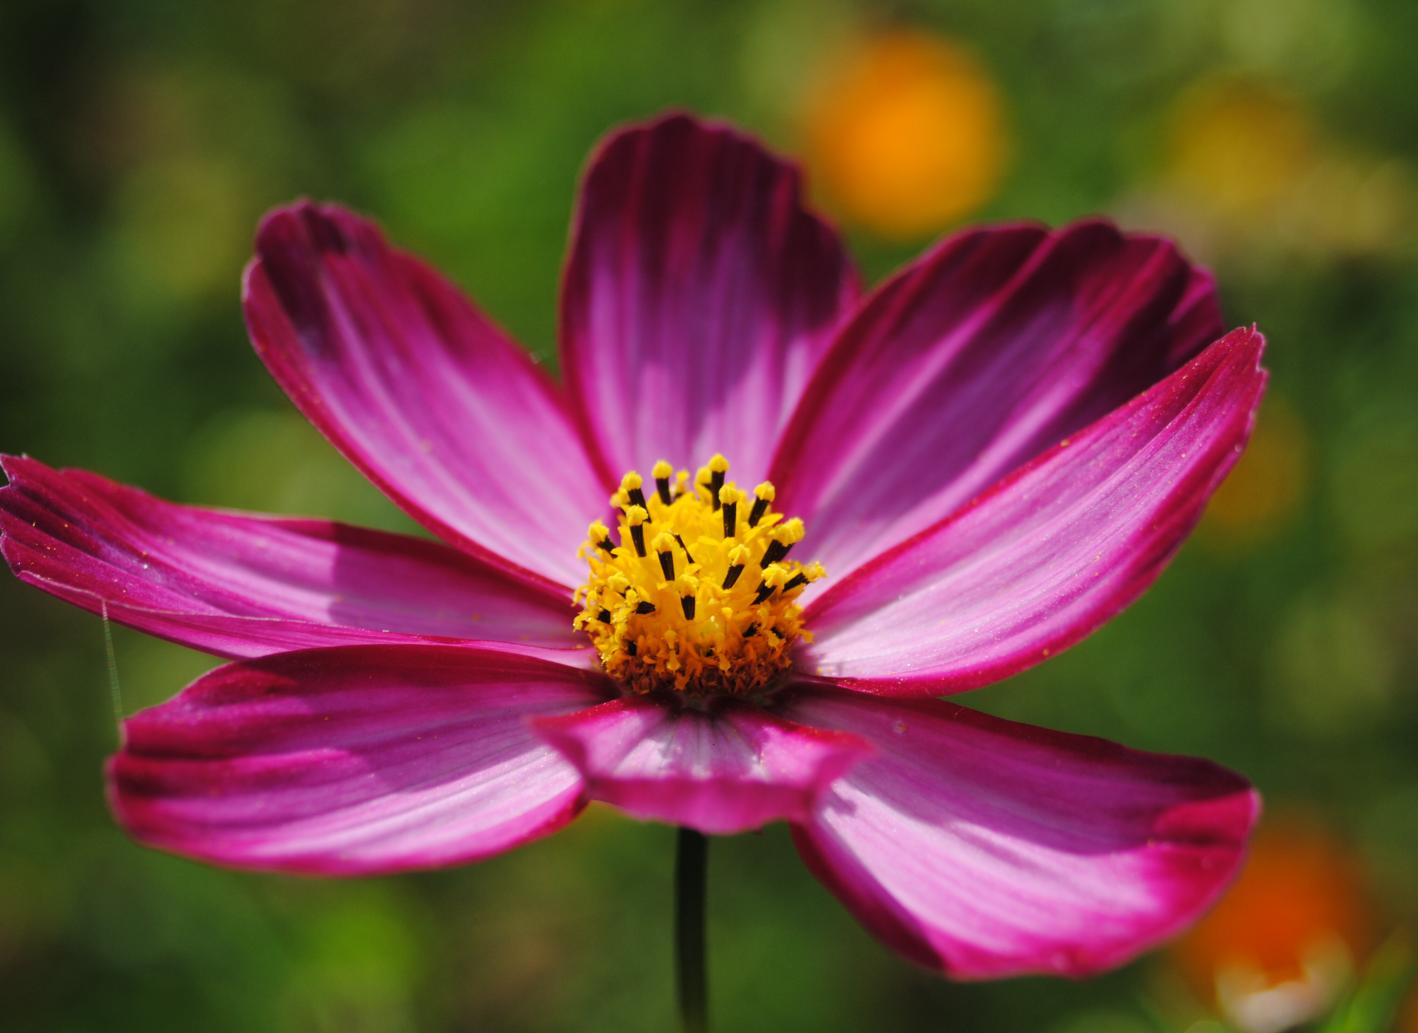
(674, 827), (709, 1033)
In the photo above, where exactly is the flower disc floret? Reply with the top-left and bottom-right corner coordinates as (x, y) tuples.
(574, 455), (825, 700)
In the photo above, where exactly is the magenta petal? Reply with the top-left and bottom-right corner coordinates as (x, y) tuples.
(799, 327), (1267, 696)
(772, 220), (1224, 582)
(561, 112), (858, 483)
(0, 456), (585, 659)
(786, 691), (1258, 979)
(109, 646), (611, 875)
(533, 695), (870, 835)
(244, 202), (610, 589)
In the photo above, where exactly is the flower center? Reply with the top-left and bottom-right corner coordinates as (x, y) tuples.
(574, 454), (825, 702)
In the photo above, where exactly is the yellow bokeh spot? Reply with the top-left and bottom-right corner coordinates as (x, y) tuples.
(574, 457), (824, 701)
(1154, 73), (1416, 261)
(801, 29), (1008, 239)
(1203, 395), (1309, 546)
(1167, 77), (1317, 217)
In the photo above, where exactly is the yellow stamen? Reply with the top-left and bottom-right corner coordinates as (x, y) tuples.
(574, 456), (826, 700)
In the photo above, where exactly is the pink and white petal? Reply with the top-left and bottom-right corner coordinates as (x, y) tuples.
(533, 696), (870, 835)
(772, 220), (1224, 582)
(786, 691), (1258, 979)
(244, 202), (610, 590)
(798, 327), (1266, 696)
(561, 112), (858, 484)
(109, 646), (611, 875)
(0, 456), (584, 659)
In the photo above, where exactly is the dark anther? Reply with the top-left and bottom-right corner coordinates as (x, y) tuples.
(680, 595), (696, 620)
(709, 468), (725, 510)
(626, 640), (638, 656)
(628, 486), (648, 510)
(753, 580), (775, 604)
(635, 600), (656, 615)
(747, 497), (769, 528)
(760, 540), (791, 569)
(722, 501), (737, 538)
(742, 622), (759, 639)
(721, 564), (744, 590)
(630, 524), (647, 557)
(656, 476), (672, 505)
(597, 608), (612, 623)
(781, 572), (808, 593)
(658, 550), (675, 580)
(674, 533), (695, 565)
(597, 536), (615, 553)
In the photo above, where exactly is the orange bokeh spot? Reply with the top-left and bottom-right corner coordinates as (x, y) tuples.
(801, 29), (1007, 239)
(1172, 818), (1373, 1032)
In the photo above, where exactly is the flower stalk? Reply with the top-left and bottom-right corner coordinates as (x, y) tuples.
(675, 827), (709, 1033)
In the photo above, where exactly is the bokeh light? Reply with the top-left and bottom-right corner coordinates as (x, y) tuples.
(1171, 817), (1374, 1032)
(799, 28), (1008, 239)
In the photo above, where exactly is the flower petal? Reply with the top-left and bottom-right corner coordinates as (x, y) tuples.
(560, 112), (858, 483)
(243, 201), (610, 590)
(785, 690), (1258, 979)
(533, 695), (870, 835)
(799, 327), (1266, 695)
(109, 645), (610, 875)
(772, 220), (1223, 582)
(0, 456), (584, 659)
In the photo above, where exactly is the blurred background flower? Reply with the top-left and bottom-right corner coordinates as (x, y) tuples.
(1170, 816), (1375, 1032)
(798, 27), (1008, 239)
(1, 0), (1416, 1030)
(1200, 393), (1310, 548)
(1127, 73), (1417, 266)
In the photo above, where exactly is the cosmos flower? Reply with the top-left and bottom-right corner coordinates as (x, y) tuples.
(0, 113), (1265, 980)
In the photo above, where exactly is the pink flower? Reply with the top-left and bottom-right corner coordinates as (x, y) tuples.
(0, 113), (1265, 980)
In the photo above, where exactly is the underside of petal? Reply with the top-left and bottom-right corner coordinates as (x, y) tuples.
(786, 691), (1258, 980)
(533, 695), (870, 835)
(0, 456), (583, 658)
(109, 646), (611, 875)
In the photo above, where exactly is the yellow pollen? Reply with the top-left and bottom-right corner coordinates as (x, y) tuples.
(574, 456), (826, 700)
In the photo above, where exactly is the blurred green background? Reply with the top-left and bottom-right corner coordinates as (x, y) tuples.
(2, 0), (1416, 1030)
